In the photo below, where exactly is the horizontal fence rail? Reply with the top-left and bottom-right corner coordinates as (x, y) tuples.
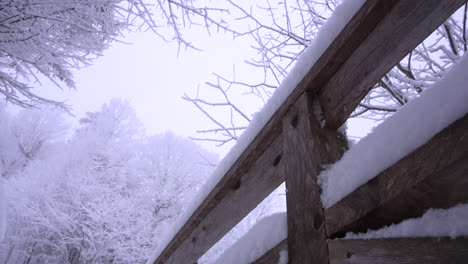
(328, 237), (468, 264)
(251, 114), (468, 263)
(325, 114), (468, 238)
(152, 0), (468, 263)
(254, 237), (468, 264)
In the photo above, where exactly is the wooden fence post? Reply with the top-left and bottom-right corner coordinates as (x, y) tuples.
(281, 92), (347, 263)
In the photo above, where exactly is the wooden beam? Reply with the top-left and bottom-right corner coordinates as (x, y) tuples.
(332, 156), (468, 237)
(325, 114), (468, 237)
(153, 0), (465, 262)
(154, 135), (284, 264)
(319, 0), (467, 129)
(251, 239), (288, 264)
(328, 237), (468, 264)
(282, 93), (347, 263)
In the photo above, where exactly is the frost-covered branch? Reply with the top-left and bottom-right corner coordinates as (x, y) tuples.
(186, 1), (467, 145)
(0, 0), (154, 110)
(182, 75), (253, 144)
(0, 0), (240, 111)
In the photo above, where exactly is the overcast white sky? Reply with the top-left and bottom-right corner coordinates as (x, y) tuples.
(33, 26), (374, 157)
(32, 29), (253, 155)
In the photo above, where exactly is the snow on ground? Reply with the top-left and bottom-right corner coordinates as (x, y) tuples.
(148, 0), (366, 262)
(344, 204), (468, 239)
(212, 213), (287, 264)
(319, 53), (468, 209)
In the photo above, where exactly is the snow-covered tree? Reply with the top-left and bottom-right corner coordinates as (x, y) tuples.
(0, 105), (68, 178)
(12, 108), (68, 161)
(0, 0), (236, 110)
(0, 177), (5, 242)
(0, 100), (217, 264)
(140, 132), (218, 218)
(0, 0), (155, 109)
(0, 104), (19, 178)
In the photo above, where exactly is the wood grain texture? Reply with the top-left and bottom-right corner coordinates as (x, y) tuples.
(154, 135), (284, 264)
(325, 114), (468, 238)
(282, 93), (347, 263)
(251, 239), (288, 264)
(153, 0), (465, 262)
(328, 237), (468, 264)
(319, 0), (467, 129)
(332, 156), (468, 237)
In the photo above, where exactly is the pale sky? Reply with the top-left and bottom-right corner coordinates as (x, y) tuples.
(33, 26), (374, 157)
(34, 28), (256, 155)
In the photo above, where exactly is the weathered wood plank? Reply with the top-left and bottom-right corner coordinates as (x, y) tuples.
(325, 114), (468, 238)
(282, 93), (347, 263)
(154, 135), (284, 264)
(153, 0), (465, 262)
(251, 239), (288, 264)
(333, 156), (468, 237)
(329, 237), (468, 264)
(319, 0), (467, 129)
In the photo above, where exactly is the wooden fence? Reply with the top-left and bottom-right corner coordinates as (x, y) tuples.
(153, 0), (468, 263)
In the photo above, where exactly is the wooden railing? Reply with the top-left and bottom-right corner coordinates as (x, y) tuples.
(153, 0), (468, 263)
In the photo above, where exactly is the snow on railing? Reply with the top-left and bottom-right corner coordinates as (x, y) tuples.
(151, 0), (468, 263)
(319, 53), (468, 209)
(214, 53), (468, 261)
(344, 204), (468, 239)
(150, 0), (365, 260)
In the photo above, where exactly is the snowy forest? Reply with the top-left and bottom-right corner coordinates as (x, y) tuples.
(0, 99), (218, 263)
(1, 0), (468, 263)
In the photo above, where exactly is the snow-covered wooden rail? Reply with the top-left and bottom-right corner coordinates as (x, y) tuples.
(254, 113), (468, 263)
(152, 0), (468, 263)
(325, 115), (468, 238)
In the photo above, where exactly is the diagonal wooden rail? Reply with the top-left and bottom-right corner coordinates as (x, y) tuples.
(153, 0), (467, 263)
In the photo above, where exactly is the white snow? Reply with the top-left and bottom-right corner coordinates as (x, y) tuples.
(278, 250), (288, 264)
(344, 204), (468, 239)
(213, 213), (287, 264)
(319, 53), (468, 209)
(198, 184), (287, 263)
(148, 0), (366, 262)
